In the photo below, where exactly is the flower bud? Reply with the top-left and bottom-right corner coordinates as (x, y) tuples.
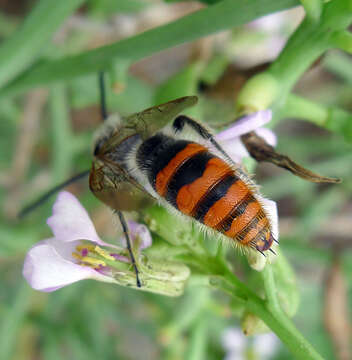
(241, 312), (270, 335)
(236, 73), (279, 113)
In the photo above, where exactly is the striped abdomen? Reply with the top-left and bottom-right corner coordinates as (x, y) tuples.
(137, 134), (273, 252)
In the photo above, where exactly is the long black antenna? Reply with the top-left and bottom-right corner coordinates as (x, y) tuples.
(98, 71), (108, 121)
(19, 170), (90, 219)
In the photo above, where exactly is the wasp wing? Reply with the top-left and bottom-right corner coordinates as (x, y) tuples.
(93, 181), (154, 212)
(125, 96), (198, 136)
(90, 161), (154, 212)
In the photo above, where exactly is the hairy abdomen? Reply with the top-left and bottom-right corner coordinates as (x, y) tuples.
(137, 134), (273, 252)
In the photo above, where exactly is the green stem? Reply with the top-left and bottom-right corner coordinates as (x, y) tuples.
(284, 93), (352, 142)
(245, 296), (323, 360)
(270, 0), (352, 93)
(324, 51), (352, 84)
(284, 94), (328, 126)
(268, 21), (327, 101)
(211, 259), (323, 360)
(185, 314), (208, 360)
(237, 0), (352, 115)
(330, 30), (352, 54)
(299, 0), (322, 22)
(181, 249), (310, 357)
(220, 269), (322, 360)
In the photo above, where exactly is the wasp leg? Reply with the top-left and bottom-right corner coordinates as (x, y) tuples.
(173, 115), (235, 165)
(19, 170), (90, 218)
(268, 248), (277, 255)
(116, 210), (141, 288)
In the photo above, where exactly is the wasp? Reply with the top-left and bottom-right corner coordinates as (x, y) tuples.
(21, 73), (276, 288)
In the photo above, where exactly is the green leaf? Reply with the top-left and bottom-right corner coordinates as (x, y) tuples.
(88, 0), (148, 14)
(324, 51), (352, 84)
(200, 54), (229, 86)
(0, 0), (300, 96)
(50, 84), (74, 182)
(0, 283), (31, 360)
(154, 62), (203, 118)
(0, 0), (85, 88)
(165, 0), (223, 4)
(272, 253), (299, 318)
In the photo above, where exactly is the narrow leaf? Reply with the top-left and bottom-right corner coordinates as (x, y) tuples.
(0, 0), (299, 96)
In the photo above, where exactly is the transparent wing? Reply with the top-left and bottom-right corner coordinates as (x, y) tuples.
(89, 161), (154, 212)
(125, 96), (198, 136)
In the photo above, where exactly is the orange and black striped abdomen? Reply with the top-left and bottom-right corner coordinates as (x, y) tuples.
(137, 134), (273, 251)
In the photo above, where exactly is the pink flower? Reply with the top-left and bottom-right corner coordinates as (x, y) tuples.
(215, 110), (276, 163)
(119, 220), (152, 250)
(23, 191), (152, 292)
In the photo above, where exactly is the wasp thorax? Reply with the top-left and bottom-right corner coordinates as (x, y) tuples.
(92, 114), (121, 155)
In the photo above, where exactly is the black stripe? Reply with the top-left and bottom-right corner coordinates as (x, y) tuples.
(136, 134), (192, 189)
(166, 152), (214, 208)
(218, 193), (255, 232)
(235, 210), (265, 241)
(194, 174), (238, 222)
(251, 223), (270, 249)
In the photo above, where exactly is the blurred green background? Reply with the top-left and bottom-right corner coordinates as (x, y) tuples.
(0, 1), (352, 359)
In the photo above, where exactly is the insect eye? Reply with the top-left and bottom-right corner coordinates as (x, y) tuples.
(93, 142), (102, 156)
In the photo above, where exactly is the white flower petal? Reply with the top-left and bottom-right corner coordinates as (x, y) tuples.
(255, 127), (277, 147)
(224, 353), (246, 360)
(119, 220), (152, 250)
(23, 238), (115, 292)
(46, 191), (115, 248)
(48, 238), (80, 262)
(222, 327), (247, 352)
(128, 220), (152, 249)
(261, 198), (279, 241)
(215, 110), (272, 141)
(220, 138), (249, 163)
(247, 251), (267, 272)
(253, 333), (279, 359)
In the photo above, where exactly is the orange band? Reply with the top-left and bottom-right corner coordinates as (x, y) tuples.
(224, 201), (261, 238)
(155, 143), (206, 196)
(203, 180), (249, 228)
(176, 157), (233, 215)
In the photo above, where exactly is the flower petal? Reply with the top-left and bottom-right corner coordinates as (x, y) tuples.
(128, 220), (152, 249)
(255, 127), (277, 147)
(222, 327), (247, 352)
(46, 191), (115, 247)
(248, 253), (266, 271)
(119, 220), (152, 250)
(261, 198), (279, 241)
(253, 333), (279, 359)
(215, 110), (272, 141)
(23, 238), (116, 292)
(219, 138), (249, 163)
(224, 353), (244, 360)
